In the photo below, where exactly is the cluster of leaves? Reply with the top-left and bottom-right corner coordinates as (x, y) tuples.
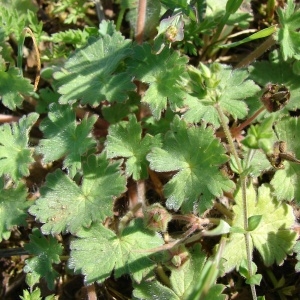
(0, 0), (300, 299)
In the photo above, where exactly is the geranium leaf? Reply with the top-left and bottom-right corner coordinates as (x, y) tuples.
(0, 113), (39, 180)
(24, 229), (63, 290)
(222, 183), (297, 273)
(127, 43), (188, 119)
(184, 64), (260, 127)
(0, 179), (29, 241)
(105, 114), (162, 180)
(271, 117), (300, 202)
(276, 0), (300, 60)
(69, 219), (164, 284)
(0, 67), (34, 110)
(29, 153), (127, 235)
(249, 61), (300, 112)
(37, 103), (97, 177)
(53, 21), (135, 106)
(147, 116), (235, 213)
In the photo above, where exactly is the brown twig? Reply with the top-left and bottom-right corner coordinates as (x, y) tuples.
(23, 27), (41, 91)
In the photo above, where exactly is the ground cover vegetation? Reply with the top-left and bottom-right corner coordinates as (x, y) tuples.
(1, 0), (300, 299)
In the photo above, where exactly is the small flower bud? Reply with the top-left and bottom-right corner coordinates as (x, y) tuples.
(143, 203), (172, 232)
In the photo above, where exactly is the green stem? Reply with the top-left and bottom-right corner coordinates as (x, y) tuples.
(215, 103), (257, 300)
(116, 7), (126, 32)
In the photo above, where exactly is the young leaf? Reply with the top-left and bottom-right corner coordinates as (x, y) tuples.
(24, 229), (63, 290)
(37, 103), (97, 177)
(276, 0), (300, 60)
(184, 64), (260, 127)
(271, 117), (300, 202)
(53, 21), (135, 106)
(147, 116), (235, 213)
(0, 113), (39, 180)
(222, 183), (297, 273)
(0, 180), (29, 241)
(69, 218), (164, 284)
(105, 114), (162, 180)
(0, 67), (34, 110)
(29, 153), (127, 235)
(127, 43), (188, 119)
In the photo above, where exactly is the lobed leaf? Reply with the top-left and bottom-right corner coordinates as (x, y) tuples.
(127, 43), (189, 119)
(24, 229), (63, 290)
(0, 180), (29, 241)
(276, 0), (300, 60)
(147, 116), (235, 213)
(53, 21), (135, 106)
(222, 183), (297, 273)
(29, 153), (127, 235)
(271, 117), (300, 202)
(184, 64), (260, 127)
(0, 67), (34, 110)
(0, 113), (39, 180)
(105, 114), (162, 180)
(249, 61), (300, 112)
(37, 103), (97, 177)
(69, 219), (164, 284)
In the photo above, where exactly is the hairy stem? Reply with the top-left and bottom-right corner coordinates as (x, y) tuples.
(215, 103), (257, 300)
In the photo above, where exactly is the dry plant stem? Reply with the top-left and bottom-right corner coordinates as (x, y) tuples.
(0, 114), (20, 123)
(135, 0), (147, 44)
(215, 103), (257, 300)
(134, 1), (147, 208)
(137, 179), (146, 205)
(235, 35), (276, 69)
(87, 284), (97, 300)
(22, 28), (41, 91)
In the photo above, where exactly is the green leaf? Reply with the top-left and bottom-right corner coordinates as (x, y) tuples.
(219, 25), (277, 48)
(24, 229), (63, 290)
(147, 116), (235, 213)
(133, 279), (178, 300)
(29, 153), (127, 235)
(170, 244), (207, 298)
(222, 183), (297, 273)
(249, 61), (300, 112)
(0, 180), (29, 241)
(53, 21), (135, 106)
(37, 103), (97, 176)
(271, 117), (300, 202)
(69, 218), (164, 284)
(106, 114), (162, 180)
(133, 244), (213, 300)
(0, 113), (39, 180)
(184, 64), (260, 127)
(127, 43), (188, 119)
(246, 273), (262, 286)
(247, 215), (262, 231)
(276, 0), (300, 60)
(294, 240), (300, 272)
(0, 67), (34, 110)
